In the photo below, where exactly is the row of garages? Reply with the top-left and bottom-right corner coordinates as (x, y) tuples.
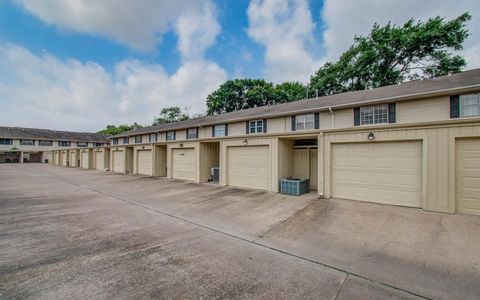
(52, 121), (480, 216)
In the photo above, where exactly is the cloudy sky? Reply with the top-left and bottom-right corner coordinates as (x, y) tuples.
(0, 0), (478, 131)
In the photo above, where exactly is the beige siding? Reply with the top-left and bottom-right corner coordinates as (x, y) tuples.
(142, 135), (149, 143)
(278, 139), (294, 180)
(267, 117), (288, 133)
(333, 108), (353, 129)
(397, 96), (450, 124)
(154, 145), (167, 177)
(175, 130), (187, 141)
(199, 142), (220, 182)
(228, 122), (245, 136)
(320, 111), (333, 130)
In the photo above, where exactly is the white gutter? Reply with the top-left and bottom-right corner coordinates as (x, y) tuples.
(328, 107), (335, 128)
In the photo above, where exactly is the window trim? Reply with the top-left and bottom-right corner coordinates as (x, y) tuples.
(149, 133), (157, 143)
(112, 138), (118, 145)
(122, 137), (129, 145)
(134, 135), (142, 144)
(20, 139), (35, 146)
(166, 131), (176, 141)
(213, 124), (227, 137)
(0, 138), (13, 145)
(459, 93), (480, 118)
(187, 128), (198, 140)
(248, 120), (264, 134)
(359, 104), (389, 126)
(294, 114), (315, 131)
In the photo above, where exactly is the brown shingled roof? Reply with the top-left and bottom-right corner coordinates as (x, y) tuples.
(111, 68), (480, 138)
(0, 126), (109, 142)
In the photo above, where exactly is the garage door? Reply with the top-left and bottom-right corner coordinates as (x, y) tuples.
(81, 152), (89, 169)
(172, 148), (196, 181)
(332, 141), (422, 207)
(227, 145), (271, 190)
(456, 139), (480, 215)
(137, 150), (153, 176)
(95, 151), (104, 170)
(112, 150), (124, 173)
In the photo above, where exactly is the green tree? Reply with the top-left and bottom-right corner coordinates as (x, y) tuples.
(153, 106), (189, 125)
(309, 13), (471, 96)
(97, 124), (142, 136)
(206, 79), (306, 115)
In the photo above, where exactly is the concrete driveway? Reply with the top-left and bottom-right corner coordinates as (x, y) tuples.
(1, 164), (479, 299)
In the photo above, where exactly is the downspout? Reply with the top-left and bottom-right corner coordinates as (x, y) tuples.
(329, 107), (335, 129)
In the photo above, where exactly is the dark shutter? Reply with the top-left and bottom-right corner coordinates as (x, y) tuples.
(354, 108), (360, 126)
(196, 128), (199, 139)
(314, 113), (320, 129)
(388, 103), (396, 123)
(263, 119), (267, 133)
(291, 116), (296, 131)
(246, 121), (250, 134)
(450, 95), (460, 118)
(225, 124), (228, 136)
(212, 126), (215, 137)
(173, 131), (176, 140)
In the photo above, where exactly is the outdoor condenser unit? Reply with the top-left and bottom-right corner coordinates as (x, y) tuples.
(211, 167), (220, 182)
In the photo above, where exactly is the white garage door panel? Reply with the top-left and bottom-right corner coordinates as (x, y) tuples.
(227, 146), (271, 190)
(113, 150), (124, 173)
(95, 152), (103, 170)
(70, 153), (75, 166)
(137, 150), (153, 176)
(332, 141), (422, 207)
(172, 148), (196, 180)
(456, 139), (480, 215)
(61, 153), (67, 166)
(81, 152), (89, 169)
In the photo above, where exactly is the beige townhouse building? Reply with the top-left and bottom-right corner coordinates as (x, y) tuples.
(57, 69), (480, 216)
(0, 127), (108, 165)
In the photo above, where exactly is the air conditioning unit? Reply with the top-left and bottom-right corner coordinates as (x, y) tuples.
(211, 167), (220, 182)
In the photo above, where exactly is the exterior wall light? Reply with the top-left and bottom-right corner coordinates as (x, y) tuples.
(367, 132), (375, 140)
(179, 143), (184, 148)
(243, 139), (248, 145)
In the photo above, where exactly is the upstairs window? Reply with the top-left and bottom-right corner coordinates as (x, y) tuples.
(166, 131), (175, 141)
(360, 104), (389, 125)
(134, 136), (142, 144)
(20, 139), (35, 146)
(0, 138), (13, 145)
(460, 93), (480, 117)
(94, 143), (104, 147)
(112, 138), (118, 145)
(123, 137), (129, 144)
(295, 114), (314, 130)
(213, 124), (227, 137)
(187, 128), (198, 139)
(149, 133), (157, 143)
(249, 120), (264, 134)
(77, 142), (88, 147)
(58, 141), (71, 147)
(39, 140), (53, 146)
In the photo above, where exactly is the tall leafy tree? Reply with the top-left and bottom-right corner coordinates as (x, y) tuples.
(206, 79), (306, 115)
(153, 106), (189, 125)
(309, 13), (471, 96)
(97, 124), (142, 135)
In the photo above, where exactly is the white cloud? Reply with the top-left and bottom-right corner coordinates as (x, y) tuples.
(14, 0), (220, 54)
(3, 0), (227, 131)
(321, 0), (480, 69)
(0, 44), (226, 131)
(247, 0), (321, 83)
